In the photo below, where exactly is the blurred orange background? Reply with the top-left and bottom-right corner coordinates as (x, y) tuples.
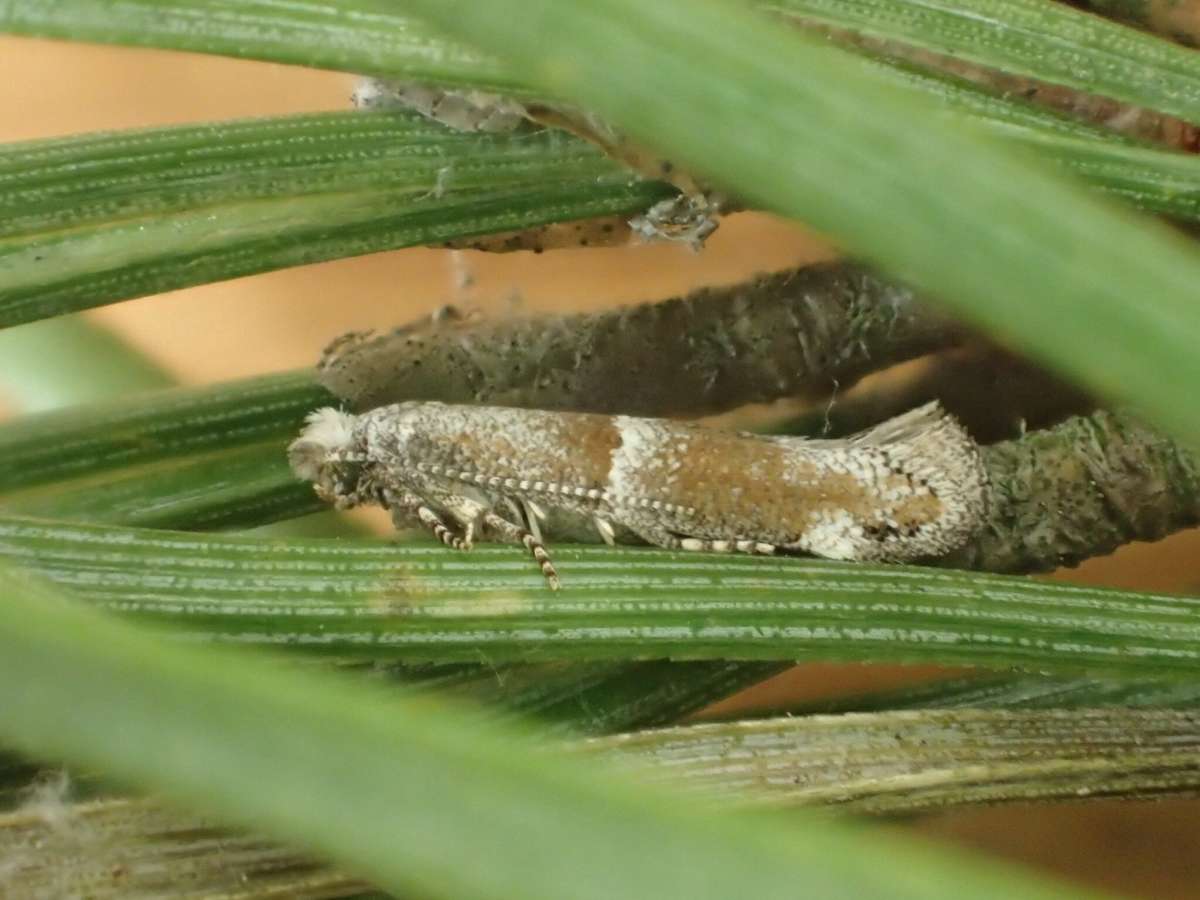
(1, 34), (1197, 898)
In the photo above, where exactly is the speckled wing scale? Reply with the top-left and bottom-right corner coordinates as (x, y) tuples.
(288, 402), (987, 589)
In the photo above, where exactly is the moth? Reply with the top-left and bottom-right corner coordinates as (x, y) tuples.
(288, 401), (987, 590)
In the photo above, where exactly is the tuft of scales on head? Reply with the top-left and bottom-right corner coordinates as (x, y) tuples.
(287, 407), (358, 480)
(287, 400), (986, 587)
(287, 407), (369, 508)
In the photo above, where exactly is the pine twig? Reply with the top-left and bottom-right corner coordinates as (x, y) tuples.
(318, 262), (957, 414)
(5, 707), (1198, 898)
(587, 708), (1200, 813)
(947, 408), (1200, 572)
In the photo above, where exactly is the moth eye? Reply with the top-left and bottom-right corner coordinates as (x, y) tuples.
(334, 462), (365, 497)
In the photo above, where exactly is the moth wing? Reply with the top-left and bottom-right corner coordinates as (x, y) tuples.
(756, 402), (959, 450)
(843, 401), (951, 446)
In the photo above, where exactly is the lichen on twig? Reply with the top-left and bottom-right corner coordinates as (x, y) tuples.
(947, 408), (1200, 572)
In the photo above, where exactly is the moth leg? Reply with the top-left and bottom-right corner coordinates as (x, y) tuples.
(415, 505), (472, 551)
(437, 496), (490, 550)
(625, 523), (686, 550)
(482, 511), (560, 591)
(501, 496), (545, 545)
(404, 490), (491, 550)
(381, 490), (470, 549)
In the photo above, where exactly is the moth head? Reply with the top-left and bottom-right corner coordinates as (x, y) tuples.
(288, 407), (365, 506)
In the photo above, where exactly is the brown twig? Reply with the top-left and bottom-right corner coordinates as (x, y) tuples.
(318, 262), (958, 415)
